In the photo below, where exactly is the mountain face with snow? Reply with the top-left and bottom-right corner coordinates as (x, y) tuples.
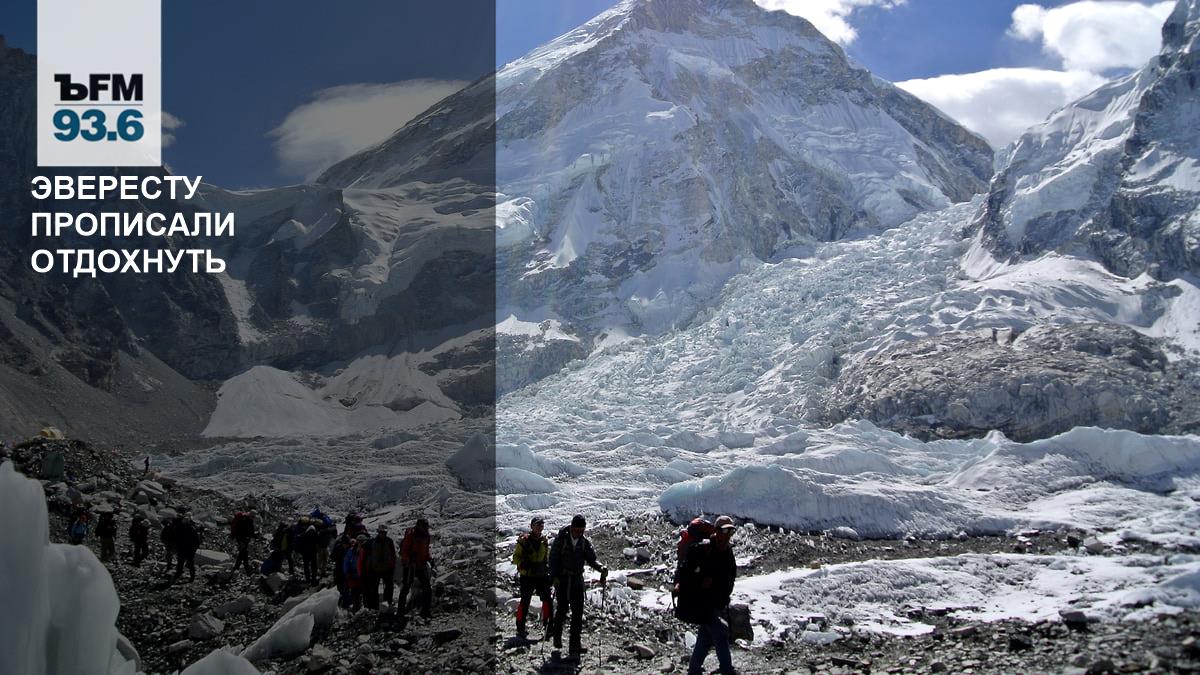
(322, 0), (992, 348)
(492, 0), (1200, 538)
(970, 0), (1200, 280)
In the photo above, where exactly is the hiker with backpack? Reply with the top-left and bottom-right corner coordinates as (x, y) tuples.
(297, 523), (321, 586)
(674, 515), (738, 675)
(67, 509), (90, 545)
(331, 530), (354, 608)
(269, 521), (296, 575)
(230, 510), (256, 574)
(160, 515), (179, 575)
(312, 509), (336, 578)
(364, 525), (398, 610)
(173, 513), (203, 583)
(129, 514), (150, 566)
(343, 534), (368, 611)
(343, 512), (367, 540)
(548, 514), (608, 656)
(96, 510), (118, 563)
(513, 516), (553, 639)
(398, 518), (434, 620)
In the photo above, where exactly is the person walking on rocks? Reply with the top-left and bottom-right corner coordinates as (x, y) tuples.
(513, 516), (553, 639)
(160, 514), (179, 575)
(364, 525), (397, 610)
(343, 512), (367, 540)
(548, 514), (607, 655)
(344, 534), (368, 611)
(67, 509), (90, 545)
(298, 523), (321, 586)
(173, 514), (202, 583)
(312, 509), (335, 578)
(332, 531), (354, 608)
(398, 518), (434, 620)
(270, 521), (296, 575)
(142, 456), (150, 477)
(676, 515), (738, 675)
(129, 514), (150, 566)
(96, 510), (118, 563)
(230, 510), (256, 574)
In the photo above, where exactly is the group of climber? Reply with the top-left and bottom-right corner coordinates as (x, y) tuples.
(232, 509), (436, 618)
(258, 509), (337, 584)
(511, 512), (738, 674)
(332, 514), (435, 618)
(66, 505), (202, 581)
(512, 514), (609, 657)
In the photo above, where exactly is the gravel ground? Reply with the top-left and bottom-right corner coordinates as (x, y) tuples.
(15, 438), (1199, 674)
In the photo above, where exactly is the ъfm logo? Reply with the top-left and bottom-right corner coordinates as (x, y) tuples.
(51, 73), (145, 143)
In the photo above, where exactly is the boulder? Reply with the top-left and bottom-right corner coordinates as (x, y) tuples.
(830, 526), (862, 541)
(307, 644), (334, 673)
(633, 643), (656, 659)
(727, 604), (753, 642)
(215, 595), (255, 618)
(188, 613), (225, 641)
(264, 572), (286, 594)
(195, 549), (231, 567)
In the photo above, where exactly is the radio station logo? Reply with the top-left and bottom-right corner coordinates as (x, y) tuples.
(36, 0), (161, 167)
(51, 73), (146, 143)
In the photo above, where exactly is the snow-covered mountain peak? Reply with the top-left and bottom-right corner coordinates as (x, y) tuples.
(497, 0), (832, 91)
(968, 0), (1200, 281)
(1162, 0), (1199, 50)
(315, 0), (992, 390)
(487, 0), (993, 352)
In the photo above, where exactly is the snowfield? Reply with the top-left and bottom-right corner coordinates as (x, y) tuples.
(639, 552), (1200, 640)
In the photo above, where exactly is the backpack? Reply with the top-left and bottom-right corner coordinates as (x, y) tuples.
(231, 512), (252, 538)
(676, 518), (716, 560)
(344, 548), (362, 580)
(97, 513), (117, 537)
(69, 519), (88, 542)
(673, 540), (710, 624)
(161, 519), (177, 544)
(368, 538), (396, 572)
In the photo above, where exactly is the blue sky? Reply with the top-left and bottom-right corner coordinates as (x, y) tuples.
(2, 1), (1176, 187)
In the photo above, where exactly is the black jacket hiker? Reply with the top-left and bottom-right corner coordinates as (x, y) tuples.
(548, 525), (607, 653)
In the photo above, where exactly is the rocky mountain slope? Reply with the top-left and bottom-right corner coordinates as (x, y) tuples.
(0, 41), (494, 443)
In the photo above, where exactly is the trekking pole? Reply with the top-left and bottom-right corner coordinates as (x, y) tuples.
(597, 584), (605, 667)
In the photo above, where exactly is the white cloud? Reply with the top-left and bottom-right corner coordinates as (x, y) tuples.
(1009, 1), (1175, 72)
(162, 111), (184, 148)
(269, 80), (467, 181)
(895, 2), (1175, 150)
(753, 0), (906, 45)
(897, 68), (1107, 149)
